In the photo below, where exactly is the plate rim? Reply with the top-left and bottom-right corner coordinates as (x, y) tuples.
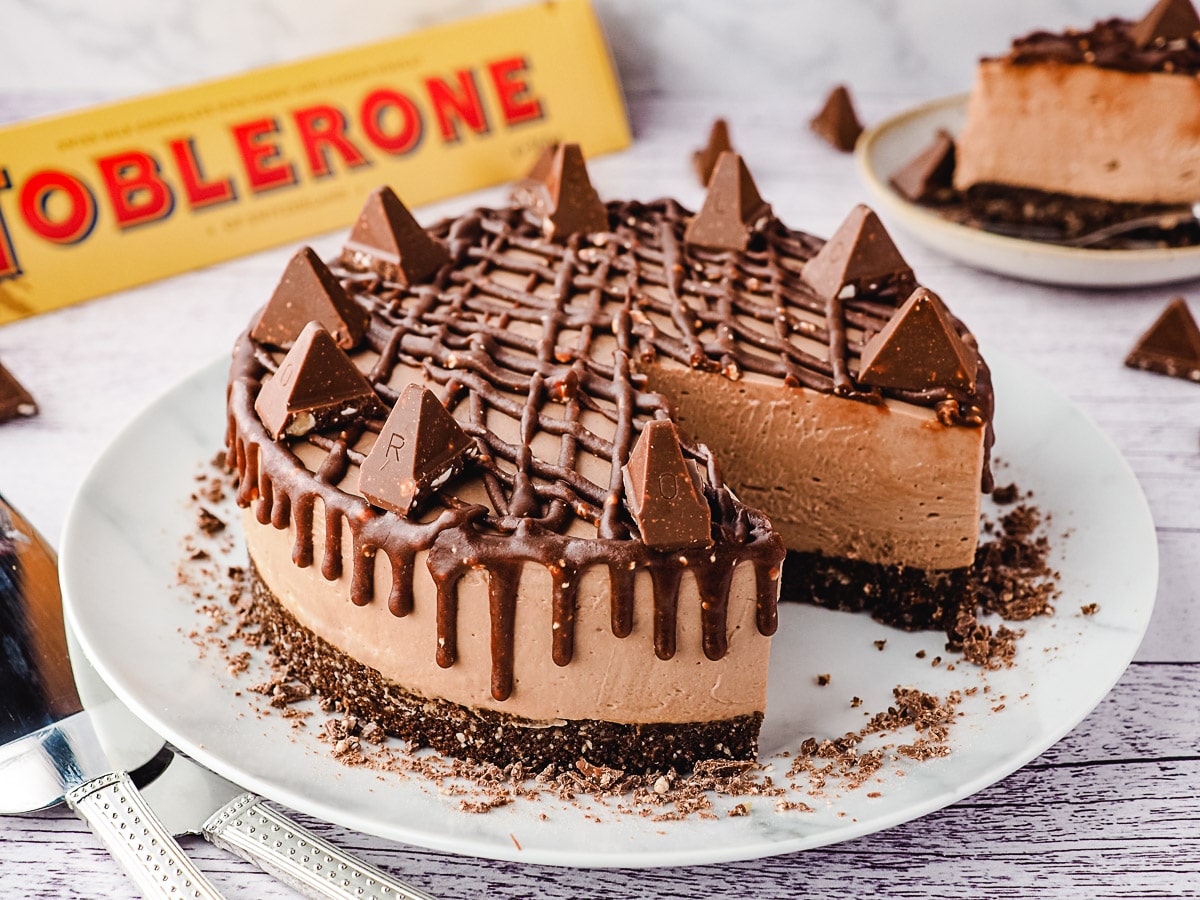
(60, 350), (1160, 868)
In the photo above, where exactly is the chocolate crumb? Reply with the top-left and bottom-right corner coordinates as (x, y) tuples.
(1081, 603), (1099, 616)
(873, 639), (887, 651)
(197, 508), (226, 536)
(991, 483), (1019, 504)
(816, 673), (831, 686)
(915, 650), (926, 659)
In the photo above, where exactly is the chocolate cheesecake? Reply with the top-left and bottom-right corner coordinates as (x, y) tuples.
(953, 0), (1200, 239)
(226, 145), (993, 772)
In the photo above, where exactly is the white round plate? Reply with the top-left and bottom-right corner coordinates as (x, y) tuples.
(61, 352), (1157, 868)
(856, 94), (1200, 288)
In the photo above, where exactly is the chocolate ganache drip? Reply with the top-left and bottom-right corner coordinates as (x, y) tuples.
(227, 198), (992, 702)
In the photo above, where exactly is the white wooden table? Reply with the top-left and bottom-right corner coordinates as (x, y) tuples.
(1, 87), (1198, 899)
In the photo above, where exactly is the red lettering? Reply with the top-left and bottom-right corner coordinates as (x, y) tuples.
(424, 70), (490, 143)
(96, 151), (174, 229)
(19, 169), (97, 244)
(293, 104), (370, 178)
(488, 57), (543, 127)
(231, 118), (297, 193)
(169, 138), (236, 209)
(360, 90), (423, 156)
(0, 170), (21, 278)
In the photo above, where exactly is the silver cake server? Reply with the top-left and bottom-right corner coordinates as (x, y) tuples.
(0, 492), (223, 899)
(67, 623), (438, 900)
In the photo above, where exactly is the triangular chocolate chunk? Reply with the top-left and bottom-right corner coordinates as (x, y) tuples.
(510, 143), (560, 208)
(358, 384), (476, 516)
(254, 321), (384, 439)
(890, 129), (957, 204)
(692, 118), (733, 186)
(524, 143), (559, 184)
(810, 85), (864, 153)
(621, 420), (712, 551)
(856, 287), (977, 392)
(1125, 297), (1200, 380)
(0, 361), (37, 423)
(802, 204), (914, 299)
(341, 186), (450, 286)
(251, 247), (367, 350)
(683, 152), (772, 252)
(1131, 0), (1200, 47)
(542, 143), (610, 240)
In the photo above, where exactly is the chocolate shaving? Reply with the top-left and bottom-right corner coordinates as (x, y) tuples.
(250, 247), (367, 351)
(253, 321), (384, 439)
(1131, 0), (1200, 48)
(857, 287), (978, 392)
(358, 384), (476, 517)
(1124, 296), (1200, 381)
(692, 118), (734, 186)
(801, 204), (914, 300)
(810, 85), (864, 153)
(0, 361), (37, 423)
(621, 420), (712, 551)
(341, 186), (450, 286)
(683, 152), (771, 252)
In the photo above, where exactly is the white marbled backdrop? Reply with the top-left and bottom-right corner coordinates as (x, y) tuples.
(0, 0), (1158, 102)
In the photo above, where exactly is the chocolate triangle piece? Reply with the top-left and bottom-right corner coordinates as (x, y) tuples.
(254, 321), (384, 440)
(1131, 0), (1200, 47)
(0, 361), (37, 423)
(802, 204), (914, 299)
(890, 129), (957, 204)
(251, 247), (367, 351)
(341, 186), (451, 286)
(543, 143), (610, 240)
(358, 384), (476, 516)
(683, 152), (772, 252)
(510, 143), (560, 208)
(1125, 297), (1200, 381)
(692, 118), (734, 186)
(621, 420), (712, 551)
(524, 143), (559, 184)
(810, 85), (864, 153)
(856, 287), (978, 392)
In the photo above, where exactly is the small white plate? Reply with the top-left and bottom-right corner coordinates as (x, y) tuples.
(61, 352), (1157, 868)
(857, 94), (1200, 288)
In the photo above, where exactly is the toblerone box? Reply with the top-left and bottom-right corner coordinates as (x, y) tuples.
(0, 0), (629, 325)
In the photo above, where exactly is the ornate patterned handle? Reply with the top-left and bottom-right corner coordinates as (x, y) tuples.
(66, 772), (225, 900)
(203, 793), (436, 900)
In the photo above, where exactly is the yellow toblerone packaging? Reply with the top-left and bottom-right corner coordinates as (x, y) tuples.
(0, 0), (629, 325)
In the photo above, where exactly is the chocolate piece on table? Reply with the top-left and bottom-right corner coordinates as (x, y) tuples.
(890, 129), (957, 204)
(251, 247), (367, 351)
(692, 118), (733, 186)
(341, 186), (451, 286)
(358, 383), (476, 517)
(1125, 296), (1200, 381)
(684, 152), (772, 252)
(254, 321), (384, 440)
(857, 287), (978, 392)
(802, 204), (914, 299)
(541, 143), (610, 240)
(621, 420), (712, 551)
(810, 85), (864, 153)
(0, 361), (37, 423)
(1130, 0), (1200, 48)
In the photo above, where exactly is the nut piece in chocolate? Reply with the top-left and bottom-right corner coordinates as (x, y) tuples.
(1125, 296), (1200, 381)
(684, 152), (771, 252)
(341, 186), (451, 286)
(810, 85), (864, 153)
(358, 383), (476, 516)
(802, 204), (914, 299)
(254, 321), (384, 439)
(622, 420), (712, 551)
(857, 287), (978, 392)
(0, 360), (37, 423)
(251, 246), (367, 350)
(692, 118), (734, 187)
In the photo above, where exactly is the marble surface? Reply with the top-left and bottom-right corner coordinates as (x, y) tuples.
(1, 1), (1199, 897)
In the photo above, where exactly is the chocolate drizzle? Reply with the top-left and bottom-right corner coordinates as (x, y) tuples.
(228, 198), (994, 703)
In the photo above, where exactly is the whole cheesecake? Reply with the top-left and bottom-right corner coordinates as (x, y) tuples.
(954, 0), (1200, 234)
(226, 145), (993, 772)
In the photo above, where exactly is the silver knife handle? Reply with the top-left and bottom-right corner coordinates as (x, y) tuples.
(203, 793), (436, 900)
(66, 772), (225, 900)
